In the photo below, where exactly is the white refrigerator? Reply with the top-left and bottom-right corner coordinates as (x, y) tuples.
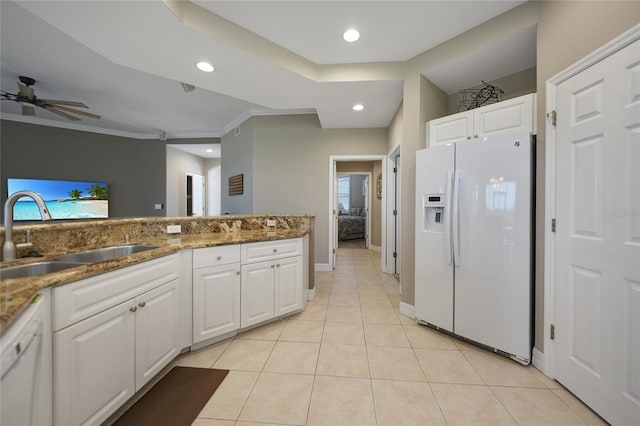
(415, 132), (533, 364)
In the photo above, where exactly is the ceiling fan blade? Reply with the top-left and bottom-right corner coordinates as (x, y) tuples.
(43, 105), (81, 121)
(22, 105), (35, 116)
(40, 99), (88, 108)
(52, 104), (101, 119)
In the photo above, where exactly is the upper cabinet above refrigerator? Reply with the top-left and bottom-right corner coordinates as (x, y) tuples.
(427, 93), (536, 146)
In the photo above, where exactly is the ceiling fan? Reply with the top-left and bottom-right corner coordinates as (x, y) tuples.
(0, 75), (101, 121)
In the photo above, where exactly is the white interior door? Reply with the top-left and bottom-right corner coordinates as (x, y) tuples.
(333, 171), (338, 267)
(554, 38), (640, 425)
(187, 174), (205, 216)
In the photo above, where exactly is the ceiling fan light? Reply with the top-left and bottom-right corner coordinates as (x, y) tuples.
(197, 62), (214, 72)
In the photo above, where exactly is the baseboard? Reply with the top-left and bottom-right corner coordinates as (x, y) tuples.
(315, 263), (332, 272)
(532, 347), (552, 377)
(399, 302), (415, 320)
(306, 288), (316, 301)
(369, 245), (381, 252)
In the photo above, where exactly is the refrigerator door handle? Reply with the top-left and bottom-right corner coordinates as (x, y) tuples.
(452, 170), (461, 267)
(445, 170), (454, 265)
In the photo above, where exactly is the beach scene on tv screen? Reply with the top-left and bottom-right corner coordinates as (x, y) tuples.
(8, 178), (109, 220)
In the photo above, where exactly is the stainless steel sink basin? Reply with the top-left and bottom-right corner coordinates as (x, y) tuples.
(54, 244), (160, 263)
(0, 261), (88, 279)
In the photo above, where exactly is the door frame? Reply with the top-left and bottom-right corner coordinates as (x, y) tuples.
(336, 172), (372, 249)
(328, 155), (386, 270)
(386, 144), (401, 275)
(186, 173), (205, 216)
(541, 23), (640, 377)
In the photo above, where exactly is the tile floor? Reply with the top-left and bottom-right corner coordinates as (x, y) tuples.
(174, 248), (606, 426)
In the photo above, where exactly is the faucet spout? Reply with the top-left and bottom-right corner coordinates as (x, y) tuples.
(3, 190), (52, 261)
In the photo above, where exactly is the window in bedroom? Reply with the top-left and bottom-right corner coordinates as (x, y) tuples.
(337, 176), (350, 212)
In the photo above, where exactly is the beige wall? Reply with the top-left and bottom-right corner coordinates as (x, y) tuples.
(221, 120), (254, 214)
(533, 1), (640, 352)
(250, 114), (388, 267)
(399, 72), (449, 306)
(447, 67), (537, 114)
(335, 161), (383, 247)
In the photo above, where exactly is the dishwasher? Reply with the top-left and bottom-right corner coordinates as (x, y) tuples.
(1, 294), (44, 426)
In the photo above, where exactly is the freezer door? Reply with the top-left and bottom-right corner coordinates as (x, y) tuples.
(415, 145), (455, 332)
(453, 134), (532, 361)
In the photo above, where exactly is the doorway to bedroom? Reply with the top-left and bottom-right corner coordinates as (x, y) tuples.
(337, 172), (370, 249)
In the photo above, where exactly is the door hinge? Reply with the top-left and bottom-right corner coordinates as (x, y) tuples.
(393, 210), (397, 216)
(550, 324), (555, 340)
(333, 249), (336, 254)
(551, 218), (556, 233)
(393, 252), (397, 258)
(393, 167), (398, 173)
(547, 110), (557, 126)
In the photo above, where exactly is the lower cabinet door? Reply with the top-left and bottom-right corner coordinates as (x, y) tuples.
(54, 301), (135, 426)
(134, 279), (180, 391)
(275, 256), (303, 317)
(241, 261), (275, 328)
(193, 264), (241, 343)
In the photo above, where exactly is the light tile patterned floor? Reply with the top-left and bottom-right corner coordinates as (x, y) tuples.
(175, 248), (606, 426)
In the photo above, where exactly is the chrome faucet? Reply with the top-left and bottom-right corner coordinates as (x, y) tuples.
(3, 191), (52, 261)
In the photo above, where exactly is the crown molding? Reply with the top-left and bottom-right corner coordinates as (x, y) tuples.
(221, 108), (317, 136)
(1, 108), (318, 140)
(0, 113), (162, 140)
(165, 130), (222, 139)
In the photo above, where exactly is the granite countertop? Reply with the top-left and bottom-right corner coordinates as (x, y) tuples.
(0, 227), (310, 333)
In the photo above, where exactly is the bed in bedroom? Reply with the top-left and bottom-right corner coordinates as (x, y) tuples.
(338, 208), (366, 241)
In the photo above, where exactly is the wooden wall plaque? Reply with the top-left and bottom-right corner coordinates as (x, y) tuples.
(228, 174), (243, 195)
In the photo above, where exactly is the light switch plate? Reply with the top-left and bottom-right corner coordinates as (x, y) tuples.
(266, 219), (276, 227)
(154, 203), (163, 210)
(167, 225), (181, 234)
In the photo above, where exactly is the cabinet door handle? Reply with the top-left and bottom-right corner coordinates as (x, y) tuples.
(138, 302), (146, 308)
(276, 264), (280, 268)
(467, 136), (471, 140)
(474, 134), (479, 138)
(130, 306), (138, 313)
(273, 248), (277, 253)
(271, 264), (275, 269)
(236, 271), (241, 275)
(217, 256), (222, 260)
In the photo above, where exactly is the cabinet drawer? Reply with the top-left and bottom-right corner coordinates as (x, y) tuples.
(193, 245), (241, 269)
(241, 238), (301, 264)
(53, 254), (180, 331)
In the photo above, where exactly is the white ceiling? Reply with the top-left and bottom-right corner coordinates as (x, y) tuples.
(0, 0), (534, 143)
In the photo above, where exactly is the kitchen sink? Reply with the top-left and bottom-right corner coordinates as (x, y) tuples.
(54, 244), (160, 263)
(0, 261), (88, 280)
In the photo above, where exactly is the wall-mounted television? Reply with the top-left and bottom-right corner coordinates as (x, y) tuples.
(7, 178), (109, 220)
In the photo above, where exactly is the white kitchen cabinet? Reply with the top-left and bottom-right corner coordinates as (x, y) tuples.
(274, 255), (303, 317)
(240, 238), (304, 328)
(134, 279), (180, 391)
(428, 93), (536, 146)
(54, 299), (135, 426)
(193, 264), (241, 343)
(53, 256), (181, 426)
(240, 260), (275, 328)
(192, 246), (241, 344)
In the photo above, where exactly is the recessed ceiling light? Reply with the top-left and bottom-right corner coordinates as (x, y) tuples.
(353, 104), (364, 111)
(343, 29), (360, 42)
(197, 61), (214, 72)
(206, 149), (213, 153)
